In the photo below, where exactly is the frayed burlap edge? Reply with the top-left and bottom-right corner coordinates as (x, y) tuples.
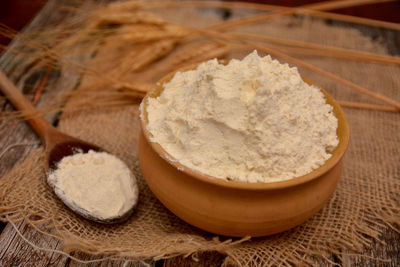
(1, 2), (400, 266)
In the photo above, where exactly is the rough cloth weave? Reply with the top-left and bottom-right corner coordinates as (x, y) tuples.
(0, 4), (399, 266)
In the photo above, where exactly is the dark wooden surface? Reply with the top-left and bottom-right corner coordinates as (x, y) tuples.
(0, 0), (48, 48)
(0, 0), (399, 266)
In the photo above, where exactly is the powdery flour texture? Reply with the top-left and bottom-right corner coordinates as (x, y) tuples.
(0, 3), (399, 266)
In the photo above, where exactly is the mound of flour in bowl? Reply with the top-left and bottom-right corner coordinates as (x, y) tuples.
(145, 51), (339, 183)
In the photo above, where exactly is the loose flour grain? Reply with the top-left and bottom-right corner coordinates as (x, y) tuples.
(48, 150), (138, 219)
(144, 51), (339, 182)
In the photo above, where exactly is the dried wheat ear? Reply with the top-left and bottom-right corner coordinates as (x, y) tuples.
(1, 0), (398, 115)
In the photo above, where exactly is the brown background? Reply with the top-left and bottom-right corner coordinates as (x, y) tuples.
(1, 0), (400, 49)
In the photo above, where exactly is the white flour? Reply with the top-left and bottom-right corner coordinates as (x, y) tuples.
(144, 51), (339, 182)
(48, 150), (138, 219)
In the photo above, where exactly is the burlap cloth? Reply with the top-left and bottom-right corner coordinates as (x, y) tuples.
(1, 4), (399, 266)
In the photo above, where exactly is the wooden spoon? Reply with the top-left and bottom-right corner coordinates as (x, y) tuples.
(0, 69), (138, 224)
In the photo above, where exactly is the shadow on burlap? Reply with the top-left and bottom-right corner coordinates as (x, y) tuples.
(0, 4), (399, 266)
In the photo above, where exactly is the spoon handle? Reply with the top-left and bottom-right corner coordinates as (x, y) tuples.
(0, 69), (55, 142)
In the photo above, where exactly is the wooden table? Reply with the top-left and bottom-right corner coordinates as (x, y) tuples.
(0, 0), (399, 266)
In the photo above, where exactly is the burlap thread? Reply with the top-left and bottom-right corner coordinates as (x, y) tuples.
(0, 3), (399, 266)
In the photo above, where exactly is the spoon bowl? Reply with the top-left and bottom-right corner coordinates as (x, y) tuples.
(44, 131), (137, 224)
(0, 70), (138, 224)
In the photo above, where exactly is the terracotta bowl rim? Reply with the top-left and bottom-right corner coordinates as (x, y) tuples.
(140, 67), (350, 191)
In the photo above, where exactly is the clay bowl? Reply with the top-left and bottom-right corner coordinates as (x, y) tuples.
(138, 70), (350, 237)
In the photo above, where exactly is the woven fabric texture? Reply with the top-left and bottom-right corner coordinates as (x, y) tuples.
(0, 3), (399, 266)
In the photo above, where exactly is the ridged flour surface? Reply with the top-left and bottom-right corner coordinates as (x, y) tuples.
(145, 51), (339, 182)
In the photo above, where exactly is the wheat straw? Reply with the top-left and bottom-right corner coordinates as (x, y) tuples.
(301, 0), (395, 11)
(190, 28), (400, 110)
(2, 0), (399, 117)
(300, 9), (400, 31)
(207, 0), (397, 31)
(141, 0), (283, 11)
(338, 101), (399, 112)
(231, 32), (400, 65)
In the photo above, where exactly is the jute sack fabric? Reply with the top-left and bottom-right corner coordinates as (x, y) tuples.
(0, 8), (399, 266)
